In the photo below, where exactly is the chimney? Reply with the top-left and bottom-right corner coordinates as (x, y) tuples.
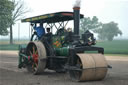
(73, 7), (80, 35)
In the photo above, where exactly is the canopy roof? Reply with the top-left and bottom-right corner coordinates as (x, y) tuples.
(21, 12), (84, 23)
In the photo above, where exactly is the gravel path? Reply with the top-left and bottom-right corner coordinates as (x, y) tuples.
(0, 51), (128, 85)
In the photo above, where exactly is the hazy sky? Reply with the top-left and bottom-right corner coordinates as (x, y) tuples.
(0, 0), (128, 39)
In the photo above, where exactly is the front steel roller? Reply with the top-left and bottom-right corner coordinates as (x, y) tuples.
(26, 41), (47, 74)
(69, 53), (108, 81)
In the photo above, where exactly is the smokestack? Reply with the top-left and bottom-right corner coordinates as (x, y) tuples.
(73, 0), (81, 35)
(73, 7), (80, 35)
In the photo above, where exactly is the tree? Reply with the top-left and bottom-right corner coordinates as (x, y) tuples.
(96, 22), (122, 41)
(80, 16), (102, 34)
(0, 0), (14, 36)
(10, 0), (29, 44)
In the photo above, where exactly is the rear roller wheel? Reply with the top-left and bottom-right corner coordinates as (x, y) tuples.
(26, 41), (47, 74)
(69, 53), (108, 81)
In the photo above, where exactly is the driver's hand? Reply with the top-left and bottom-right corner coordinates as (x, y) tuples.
(34, 31), (37, 35)
(31, 23), (34, 26)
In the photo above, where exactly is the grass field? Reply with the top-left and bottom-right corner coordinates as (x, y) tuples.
(0, 40), (28, 50)
(96, 40), (128, 54)
(0, 39), (128, 54)
(0, 44), (19, 50)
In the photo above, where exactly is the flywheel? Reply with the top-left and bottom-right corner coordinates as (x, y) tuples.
(26, 41), (47, 74)
(69, 53), (108, 81)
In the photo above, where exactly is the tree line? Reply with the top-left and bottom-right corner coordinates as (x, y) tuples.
(0, 0), (29, 44)
(80, 16), (122, 41)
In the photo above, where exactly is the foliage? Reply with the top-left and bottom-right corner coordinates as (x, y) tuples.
(80, 16), (102, 34)
(80, 16), (122, 41)
(95, 22), (122, 41)
(9, 0), (29, 44)
(11, 0), (29, 24)
(0, 0), (14, 35)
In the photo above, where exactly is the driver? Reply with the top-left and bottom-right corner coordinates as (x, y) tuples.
(34, 23), (45, 39)
(45, 28), (52, 44)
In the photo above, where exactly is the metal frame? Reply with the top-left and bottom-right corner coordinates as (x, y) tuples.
(44, 20), (69, 31)
(64, 46), (104, 71)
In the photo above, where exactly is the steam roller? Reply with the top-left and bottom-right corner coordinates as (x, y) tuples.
(18, 6), (110, 82)
(19, 40), (108, 81)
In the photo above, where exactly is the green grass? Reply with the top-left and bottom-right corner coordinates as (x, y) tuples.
(0, 44), (19, 50)
(0, 40), (29, 50)
(96, 40), (128, 54)
(0, 40), (128, 55)
(105, 54), (128, 57)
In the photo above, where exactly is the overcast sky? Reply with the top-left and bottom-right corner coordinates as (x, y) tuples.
(0, 0), (128, 39)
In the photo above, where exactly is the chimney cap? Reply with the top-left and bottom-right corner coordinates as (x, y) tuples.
(73, 7), (80, 10)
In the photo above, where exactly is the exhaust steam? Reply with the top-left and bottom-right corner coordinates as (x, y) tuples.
(73, 0), (81, 8)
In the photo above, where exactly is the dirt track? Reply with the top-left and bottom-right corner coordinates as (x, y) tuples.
(0, 51), (128, 85)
